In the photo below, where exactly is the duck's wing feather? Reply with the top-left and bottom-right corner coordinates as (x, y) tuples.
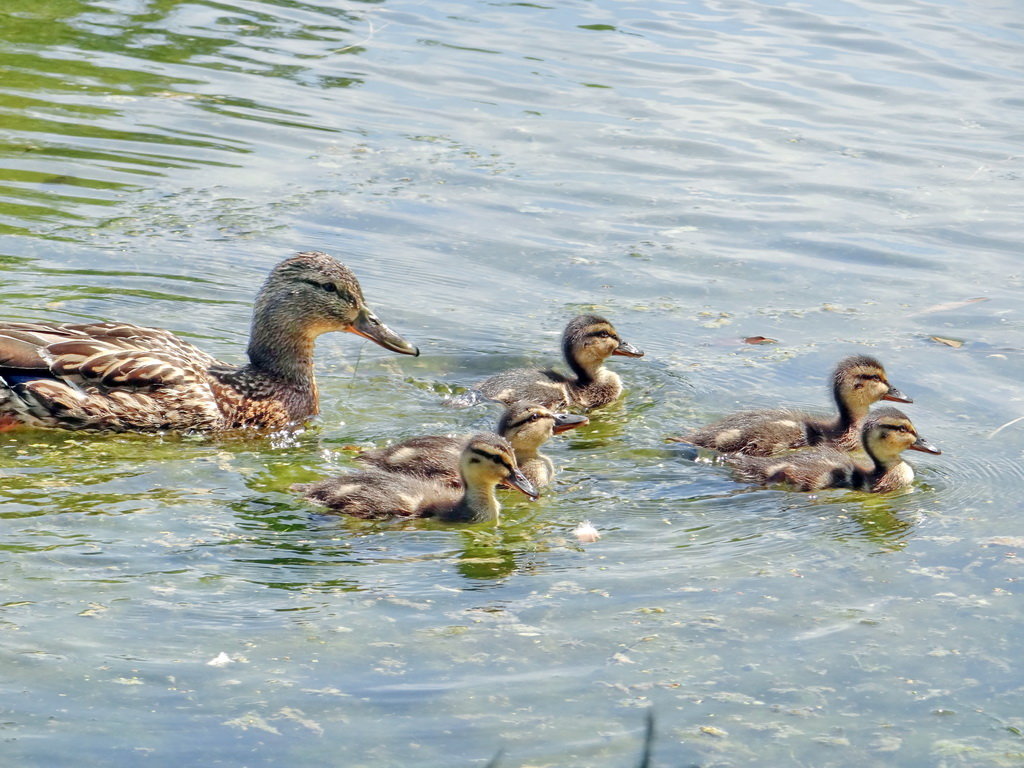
(356, 435), (465, 487)
(0, 322), (224, 430)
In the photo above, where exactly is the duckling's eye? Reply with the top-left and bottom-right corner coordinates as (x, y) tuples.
(528, 413), (541, 422)
(320, 282), (338, 294)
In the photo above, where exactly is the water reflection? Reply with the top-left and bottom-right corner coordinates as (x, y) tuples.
(1, 0), (373, 235)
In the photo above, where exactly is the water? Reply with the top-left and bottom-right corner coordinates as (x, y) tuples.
(2, 0), (1023, 765)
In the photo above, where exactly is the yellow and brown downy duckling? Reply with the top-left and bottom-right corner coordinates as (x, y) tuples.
(453, 314), (644, 411)
(726, 407), (940, 493)
(295, 433), (538, 523)
(355, 401), (590, 488)
(676, 355), (911, 456)
(0, 251), (418, 432)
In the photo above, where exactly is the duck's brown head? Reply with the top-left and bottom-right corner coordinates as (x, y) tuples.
(461, 433), (539, 499)
(562, 315), (643, 378)
(834, 355), (910, 415)
(251, 251), (419, 359)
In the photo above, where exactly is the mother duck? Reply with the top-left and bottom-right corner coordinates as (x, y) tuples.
(0, 251), (418, 432)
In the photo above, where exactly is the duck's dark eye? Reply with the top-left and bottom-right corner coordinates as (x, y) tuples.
(320, 282), (337, 294)
(528, 413), (541, 422)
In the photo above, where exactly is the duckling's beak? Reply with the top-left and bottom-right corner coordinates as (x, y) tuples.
(348, 307), (419, 356)
(883, 385), (912, 403)
(506, 468), (539, 500)
(613, 339), (644, 358)
(909, 435), (941, 455)
(552, 413), (589, 434)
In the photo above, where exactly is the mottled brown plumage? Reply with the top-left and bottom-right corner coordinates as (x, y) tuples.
(295, 433), (538, 523)
(0, 251), (418, 432)
(677, 355), (911, 456)
(726, 407), (940, 492)
(355, 402), (589, 487)
(452, 315), (644, 411)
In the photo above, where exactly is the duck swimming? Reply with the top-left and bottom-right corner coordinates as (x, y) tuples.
(0, 251), (418, 432)
(356, 401), (589, 488)
(725, 407), (940, 493)
(295, 433), (538, 523)
(677, 355), (910, 456)
(453, 314), (643, 411)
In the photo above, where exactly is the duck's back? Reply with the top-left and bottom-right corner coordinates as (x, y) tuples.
(474, 367), (571, 409)
(355, 435), (466, 487)
(0, 321), (225, 431)
(295, 470), (461, 519)
(685, 408), (837, 456)
(726, 445), (865, 491)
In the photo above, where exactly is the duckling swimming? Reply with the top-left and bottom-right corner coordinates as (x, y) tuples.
(725, 407), (940, 492)
(295, 433), (538, 523)
(356, 401), (589, 488)
(677, 355), (910, 456)
(454, 315), (643, 411)
(0, 251), (418, 432)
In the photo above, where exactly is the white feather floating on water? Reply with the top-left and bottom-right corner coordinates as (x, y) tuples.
(574, 521), (601, 543)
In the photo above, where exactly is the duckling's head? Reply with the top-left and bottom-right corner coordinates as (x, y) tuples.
(862, 407), (941, 464)
(460, 433), (539, 499)
(562, 315), (643, 376)
(497, 402), (589, 452)
(252, 251), (418, 355)
(833, 355), (910, 413)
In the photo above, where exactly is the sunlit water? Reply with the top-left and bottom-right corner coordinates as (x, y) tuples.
(2, 0), (1023, 765)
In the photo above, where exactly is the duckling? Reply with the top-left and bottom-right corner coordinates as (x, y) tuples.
(677, 355), (910, 456)
(295, 433), (538, 522)
(0, 251), (418, 432)
(725, 407), (940, 492)
(355, 401), (590, 487)
(454, 314), (643, 410)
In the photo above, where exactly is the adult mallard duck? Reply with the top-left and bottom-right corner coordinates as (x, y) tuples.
(295, 433), (538, 523)
(676, 355), (911, 456)
(355, 401), (589, 488)
(0, 251), (418, 432)
(725, 407), (940, 492)
(452, 314), (643, 411)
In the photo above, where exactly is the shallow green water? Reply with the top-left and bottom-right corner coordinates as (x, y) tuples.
(2, 0), (1024, 765)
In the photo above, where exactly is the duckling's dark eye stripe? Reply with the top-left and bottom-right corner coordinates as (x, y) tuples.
(508, 413), (552, 429)
(878, 423), (912, 433)
(586, 331), (617, 340)
(469, 448), (514, 474)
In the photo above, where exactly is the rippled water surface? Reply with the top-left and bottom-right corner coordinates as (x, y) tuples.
(2, 0), (1024, 765)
